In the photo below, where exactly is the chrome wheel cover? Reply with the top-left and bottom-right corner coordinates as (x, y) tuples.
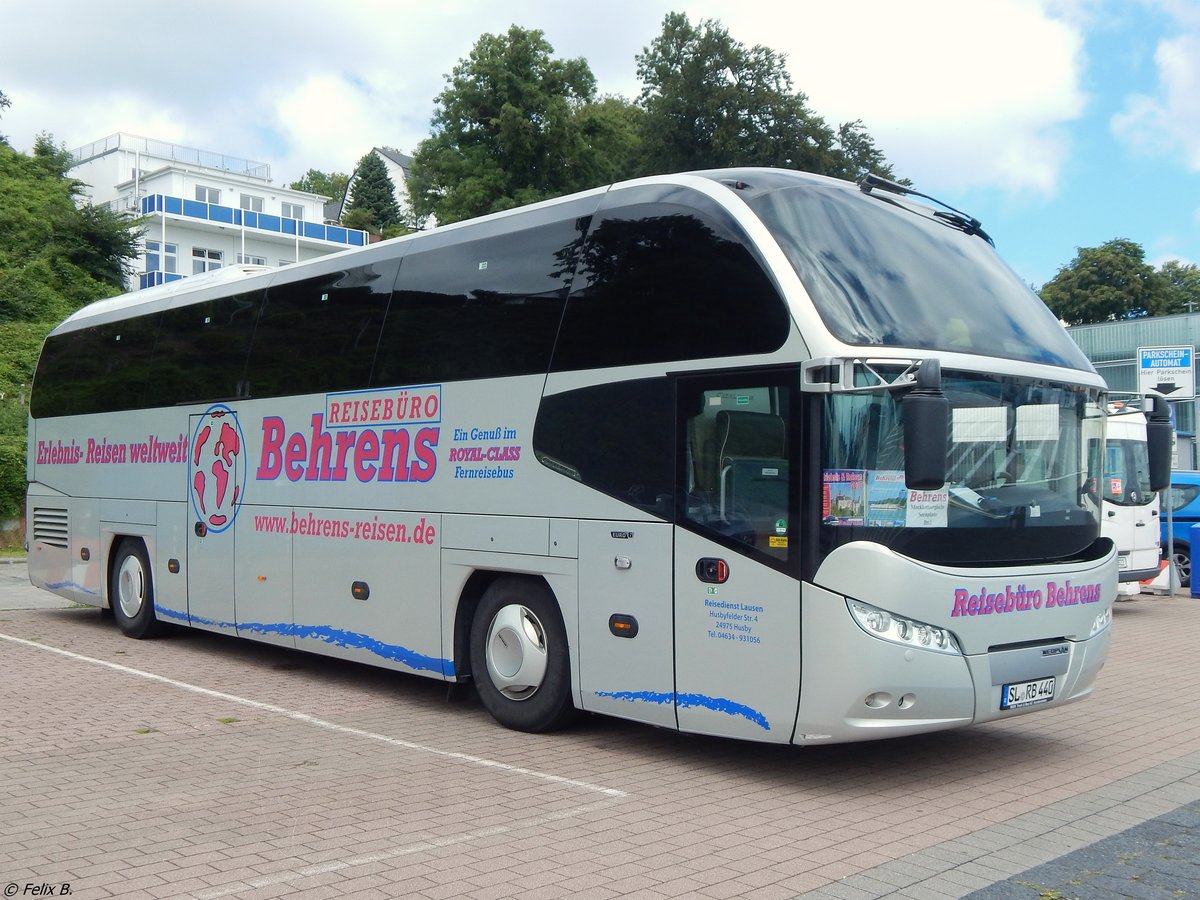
(484, 604), (548, 701)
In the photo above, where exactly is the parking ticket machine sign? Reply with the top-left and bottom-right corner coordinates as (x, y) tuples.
(1138, 346), (1194, 400)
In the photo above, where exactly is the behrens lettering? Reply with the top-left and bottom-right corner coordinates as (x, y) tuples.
(950, 580), (1101, 617)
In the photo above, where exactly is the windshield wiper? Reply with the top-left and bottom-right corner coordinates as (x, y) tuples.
(858, 173), (994, 246)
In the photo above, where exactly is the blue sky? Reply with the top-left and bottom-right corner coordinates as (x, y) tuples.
(1, 0), (1197, 289)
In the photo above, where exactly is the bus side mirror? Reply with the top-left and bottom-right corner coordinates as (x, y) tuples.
(1144, 393), (1173, 493)
(903, 359), (948, 490)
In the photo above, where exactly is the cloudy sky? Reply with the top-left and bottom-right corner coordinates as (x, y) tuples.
(2, 0), (1198, 288)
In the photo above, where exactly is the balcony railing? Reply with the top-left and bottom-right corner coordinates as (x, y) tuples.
(71, 133), (271, 180)
(140, 194), (368, 248)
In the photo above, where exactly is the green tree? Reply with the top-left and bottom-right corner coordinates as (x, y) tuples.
(1039, 238), (1171, 325)
(1158, 259), (1200, 315)
(289, 168), (349, 200)
(408, 25), (623, 224)
(344, 151), (401, 233)
(831, 120), (907, 183)
(635, 14), (902, 181)
(0, 87), (10, 145)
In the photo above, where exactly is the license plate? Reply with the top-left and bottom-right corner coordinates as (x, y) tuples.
(1001, 677), (1055, 710)
(1118, 556), (1129, 569)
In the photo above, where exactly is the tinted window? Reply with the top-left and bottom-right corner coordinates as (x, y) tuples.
(31, 313), (162, 417)
(533, 377), (674, 517)
(144, 292), (262, 406)
(249, 261), (396, 397)
(373, 219), (584, 387)
(550, 201), (790, 372)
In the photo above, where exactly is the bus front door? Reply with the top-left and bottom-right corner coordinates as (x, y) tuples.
(671, 374), (801, 743)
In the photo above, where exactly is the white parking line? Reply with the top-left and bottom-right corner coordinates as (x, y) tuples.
(0, 630), (628, 798)
(193, 798), (622, 899)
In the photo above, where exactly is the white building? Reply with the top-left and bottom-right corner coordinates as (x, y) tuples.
(68, 133), (369, 292)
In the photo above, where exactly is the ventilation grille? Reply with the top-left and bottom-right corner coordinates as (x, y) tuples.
(33, 507), (69, 548)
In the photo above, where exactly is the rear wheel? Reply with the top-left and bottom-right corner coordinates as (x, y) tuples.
(469, 577), (579, 732)
(110, 539), (164, 639)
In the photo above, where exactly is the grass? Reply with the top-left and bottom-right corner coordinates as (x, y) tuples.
(0, 521), (24, 556)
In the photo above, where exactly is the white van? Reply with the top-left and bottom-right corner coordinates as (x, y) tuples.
(1101, 407), (1162, 593)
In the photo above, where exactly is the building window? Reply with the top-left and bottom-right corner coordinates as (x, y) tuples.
(193, 247), (223, 274)
(195, 185), (220, 204)
(281, 202), (304, 220)
(240, 194), (264, 212)
(145, 240), (178, 274)
(237, 253), (267, 266)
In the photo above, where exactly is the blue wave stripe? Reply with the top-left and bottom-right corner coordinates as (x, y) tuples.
(153, 604), (455, 676)
(45, 581), (99, 596)
(594, 689), (770, 731)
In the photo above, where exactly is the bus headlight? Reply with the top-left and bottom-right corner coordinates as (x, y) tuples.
(847, 599), (962, 656)
(1089, 606), (1112, 638)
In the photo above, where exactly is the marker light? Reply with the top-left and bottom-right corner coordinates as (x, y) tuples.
(848, 599), (962, 656)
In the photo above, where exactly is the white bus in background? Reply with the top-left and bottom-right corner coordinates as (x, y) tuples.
(1099, 402), (1162, 594)
(25, 168), (1173, 745)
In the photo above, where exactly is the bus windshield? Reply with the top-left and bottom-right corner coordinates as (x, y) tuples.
(748, 183), (1093, 369)
(815, 372), (1106, 568)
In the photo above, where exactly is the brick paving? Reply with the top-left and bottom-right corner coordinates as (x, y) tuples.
(1, 559), (1198, 898)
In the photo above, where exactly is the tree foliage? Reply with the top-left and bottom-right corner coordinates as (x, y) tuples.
(1158, 260), (1200, 315)
(0, 87), (10, 145)
(1039, 238), (1171, 325)
(289, 168), (349, 200)
(635, 14), (903, 181)
(409, 26), (626, 224)
(344, 151), (402, 234)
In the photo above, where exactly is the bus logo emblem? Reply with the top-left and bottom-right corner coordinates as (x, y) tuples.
(190, 404), (247, 534)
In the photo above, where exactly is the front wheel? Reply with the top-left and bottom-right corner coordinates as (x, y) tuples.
(110, 539), (164, 639)
(469, 577), (579, 733)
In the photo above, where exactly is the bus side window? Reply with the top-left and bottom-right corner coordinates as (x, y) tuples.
(34, 314), (162, 416)
(248, 261), (395, 399)
(145, 292), (261, 407)
(550, 197), (790, 373)
(373, 217), (584, 388)
(533, 377), (674, 517)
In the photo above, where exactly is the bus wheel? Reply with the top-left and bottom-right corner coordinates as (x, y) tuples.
(110, 539), (163, 639)
(469, 577), (578, 733)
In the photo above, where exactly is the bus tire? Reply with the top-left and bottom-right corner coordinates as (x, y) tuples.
(469, 577), (579, 733)
(110, 539), (163, 639)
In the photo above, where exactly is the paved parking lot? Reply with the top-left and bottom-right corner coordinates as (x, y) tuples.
(1, 558), (1198, 899)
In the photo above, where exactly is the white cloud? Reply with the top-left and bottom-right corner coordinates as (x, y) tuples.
(1, 0), (1088, 197)
(1111, 30), (1200, 170)
(689, 0), (1088, 195)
